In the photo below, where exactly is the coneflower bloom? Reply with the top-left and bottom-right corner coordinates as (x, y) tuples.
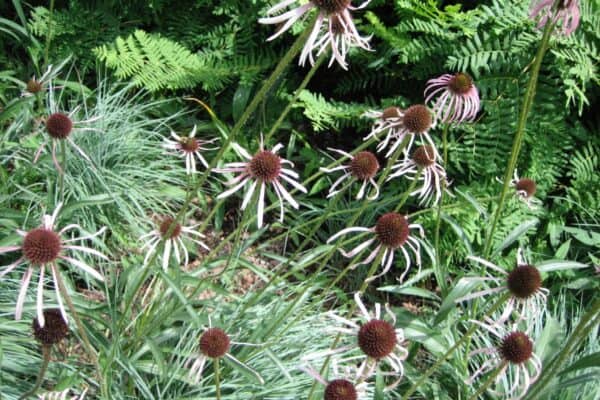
(387, 145), (449, 206)
(0, 203), (106, 327)
(33, 91), (101, 173)
(364, 104), (437, 158)
(33, 309), (69, 346)
(456, 249), (548, 327)
(307, 293), (408, 387)
(140, 216), (210, 271)
(326, 212), (423, 282)
(213, 140), (307, 228)
(162, 125), (217, 174)
(509, 170), (542, 209)
(320, 149), (380, 200)
(530, 0), (580, 36)
(467, 318), (541, 399)
(21, 65), (54, 97)
(258, 0), (372, 69)
(300, 360), (369, 399)
(187, 324), (263, 384)
(424, 72), (480, 124)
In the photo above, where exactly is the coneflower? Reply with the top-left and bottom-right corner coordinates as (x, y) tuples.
(530, 0), (580, 36)
(320, 149), (380, 200)
(300, 360), (369, 399)
(162, 125), (217, 174)
(424, 72), (480, 124)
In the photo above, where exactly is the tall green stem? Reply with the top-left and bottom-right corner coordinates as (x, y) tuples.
(43, 0), (56, 66)
(433, 123), (450, 294)
(400, 292), (510, 400)
(467, 361), (508, 400)
(58, 139), (66, 200)
(19, 345), (51, 400)
(214, 357), (222, 400)
(483, 20), (554, 257)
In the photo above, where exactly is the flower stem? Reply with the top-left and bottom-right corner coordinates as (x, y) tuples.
(483, 19), (554, 258)
(19, 345), (51, 400)
(400, 292), (510, 400)
(264, 50), (326, 143)
(467, 361), (508, 400)
(54, 270), (107, 397)
(214, 357), (222, 400)
(43, 0), (56, 67)
(524, 296), (600, 400)
(433, 123), (450, 294)
(58, 139), (66, 200)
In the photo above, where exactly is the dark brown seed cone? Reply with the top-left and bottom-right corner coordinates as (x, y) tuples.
(499, 331), (533, 364)
(23, 228), (61, 265)
(180, 137), (200, 152)
(374, 212), (410, 249)
(199, 328), (231, 358)
(515, 178), (537, 198)
(46, 113), (73, 139)
(357, 319), (397, 359)
(412, 145), (436, 168)
(159, 217), (182, 239)
(381, 106), (402, 120)
(324, 379), (358, 400)
(402, 105), (432, 134)
(349, 151), (379, 180)
(32, 309), (68, 345)
(313, 0), (351, 14)
(449, 73), (473, 95)
(506, 264), (542, 299)
(27, 79), (43, 94)
(249, 150), (281, 182)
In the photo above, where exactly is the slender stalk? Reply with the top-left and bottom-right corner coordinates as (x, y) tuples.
(433, 123), (450, 294)
(19, 345), (51, 400)
(483, 19), (555, 257)
(58, 139), (66, 200)
(265, 51), (326, 143)
(214, 357), (222, 400)
(43, 0), (56, 67)
(524, 296), (600, 400)
(54, 270), (107, 397)
(467, 361), (508, 400)
(399, 292), (510, 400)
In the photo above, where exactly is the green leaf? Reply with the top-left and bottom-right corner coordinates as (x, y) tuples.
(232, 83), (253, 122)
(559, 352), (600, 376)
(378, 286), (440, 301)
(492, 218), (539, 255)
(223, 354), (265, 384)
(536, 260), (589, 273)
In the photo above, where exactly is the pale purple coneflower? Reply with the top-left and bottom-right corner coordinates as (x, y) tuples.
(213, 139), (307, 228)
(326, 212), (423, 282)
(530, 0), (580, 36)
(258, 0), (372, 69)
(21, 65), (54, 97)
(424, 72), (480, 124)
(510, 170), (542, 209)
(467, 317), (542, 400)
(320, 149), (380, 200)
(140, 216), (209, 271)
(387, 145), (449, 206)
(364, 104), (437, 159)
(456, 249), (548, 328)
(300, 360), (369, 399)
(33, 84), (101, 173)
(187, 323), (263, 384)
(0, 203), (106, 327)
(304, 293), (408, 388)
(162, 125), (217, 174)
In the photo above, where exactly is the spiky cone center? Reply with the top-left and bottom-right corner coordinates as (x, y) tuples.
(179, 137), (200, 153)
(46, 113), (73, 139)
(516, 178), (537, 198)
(159, 217), (182, 239)
(23, 228), (61, 265)
(324, 379), (358, 400)
(27, 79), (43, 94)
(357, 319), (397, 359)
(506, 264), (542, 299)
(381, 106), (402, 120)
(403, 105), (432, 134)
(199, 328), (231, 358)
(499, 331), (533, 364)
(375, 212), (409, 249)
(412, 145), (436, 168)
(449, 73), (473, 95)
(248, 150), (281, 182)
(33, 309), (68, 345)
(313, 0), (351, 14)
(349, 151), (379, 180)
